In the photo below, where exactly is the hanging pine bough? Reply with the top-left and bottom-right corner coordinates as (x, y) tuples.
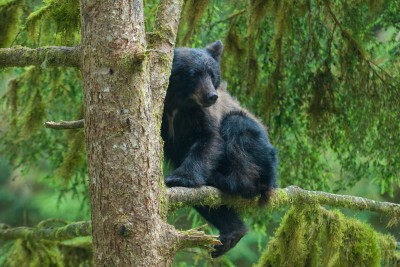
(0, 220), (92, 267)
(55, 128), (85, 183)
(0, 0), (22, 48)
(0, 238), (93, 267)
(25, 0), (80, 45)
(0, 0), (400, 265)
(0, 0), (398, 197)
(178, 0), (210, 46)
(185, 0), (400, 194)
(256, 205), (400, 267)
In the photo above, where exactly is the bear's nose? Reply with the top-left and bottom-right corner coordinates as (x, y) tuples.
(207, 93), (218, 104)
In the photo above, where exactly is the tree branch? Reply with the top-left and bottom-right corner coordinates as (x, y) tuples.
(0, 46), (81, 68)
(44, 119), (84, 129)
(150, 0), (183, 49)
(176, 228), (222, 250)
(1, 186), (399, 241)
(0, 221), (91, 241)
(168, 186), (400, 219)
(210, 9), (246, 28)
(148, 0), (184, 116)
(322, 0), (398, 86)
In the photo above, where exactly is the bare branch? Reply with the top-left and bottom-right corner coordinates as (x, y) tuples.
(44, 119), (84, 129)
(0, 46), (81, 68)
(0, 221), (91, 241)
(176, 229), (221, 250)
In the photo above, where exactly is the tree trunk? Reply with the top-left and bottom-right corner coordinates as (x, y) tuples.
(79, 0), (177, 265)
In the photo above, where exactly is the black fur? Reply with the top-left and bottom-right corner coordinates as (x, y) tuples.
(161, 40), (278, 257)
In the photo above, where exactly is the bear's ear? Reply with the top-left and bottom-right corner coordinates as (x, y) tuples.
(205, 40), (224, 61)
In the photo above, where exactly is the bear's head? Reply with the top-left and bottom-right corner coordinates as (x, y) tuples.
(166, 40), (223, 110)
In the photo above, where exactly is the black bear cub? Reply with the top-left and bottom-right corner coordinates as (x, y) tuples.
(161, 40), (278, 257)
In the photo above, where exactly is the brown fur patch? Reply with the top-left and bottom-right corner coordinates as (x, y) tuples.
(207, 82), (267, 133)
(167, 109), (178, 142)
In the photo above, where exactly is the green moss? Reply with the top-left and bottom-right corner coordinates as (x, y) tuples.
(6, 78), (19, 131)
(256, 205), (398, 267)
(338, 215), (380, 267)
(247, 0), (271, 36)
(179, 0), (209, 46)
(0, 0), (23, 48)
(378, 234), (398, 266)
(26, 0), (80, 45)
(21, 88), (46, 138)
(268, 188), (289, 207)
(2, 237), (93, 267)
(56, 129), (85, 183)
(3, 240), (64, 267)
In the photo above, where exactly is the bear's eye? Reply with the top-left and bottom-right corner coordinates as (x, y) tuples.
(188, 70), (198, 78)
(209, 71), (215, 80)
(208, 70), (220, 82)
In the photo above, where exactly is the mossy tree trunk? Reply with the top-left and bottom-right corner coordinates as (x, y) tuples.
(79, 0), (182, 265)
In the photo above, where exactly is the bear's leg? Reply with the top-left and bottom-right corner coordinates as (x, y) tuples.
(166, 134), (223, 188)
(195, 205), (247, 258)
(211, 112), (277, 200)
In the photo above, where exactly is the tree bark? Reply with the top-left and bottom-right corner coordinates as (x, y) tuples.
(1, 186), (399, 242)
(79, 0), (182, 265)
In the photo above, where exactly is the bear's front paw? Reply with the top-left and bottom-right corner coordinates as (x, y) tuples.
(165, 173), (203, 188)
(211, 228), (247, 258)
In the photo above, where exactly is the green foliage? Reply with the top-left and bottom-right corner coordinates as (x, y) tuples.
(26, 0), (80, 45)
(0, 237), (93, 267)
(176, 0), (400, 195)
(1, 67), (87, 197)
(256, 205), (399, 267)
(1, 0), (400, 266)
(0, 0), (23, 48)
(2, 0), (399, 199)
(7, 0), (398, 202)
(56, 129), (85, 184)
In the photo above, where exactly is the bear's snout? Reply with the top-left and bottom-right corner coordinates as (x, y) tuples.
(204, 92), (218, 107)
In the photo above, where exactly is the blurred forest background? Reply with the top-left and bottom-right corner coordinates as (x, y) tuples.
(0, 0), (399, 266)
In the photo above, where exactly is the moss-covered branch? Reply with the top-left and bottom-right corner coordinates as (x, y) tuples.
(1, 186), (399, 241)
(147, 0), (184, 116)
(0, 46), (81, 68)
(150, 0), (183, 49)
(280, 186), (400, 218)
(0, 221), (91, 241)
(168, 186), (400, 219)
(44, 119), (84, 129)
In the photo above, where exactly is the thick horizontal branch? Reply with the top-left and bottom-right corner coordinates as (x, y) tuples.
(1, 186), (399, 241)
(281, 186), (400, 217)
(168, 185), (400, 218)
(0, 221), (91, 241)
(0, 46), (81, 68)
(44, 119), (84, 129)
